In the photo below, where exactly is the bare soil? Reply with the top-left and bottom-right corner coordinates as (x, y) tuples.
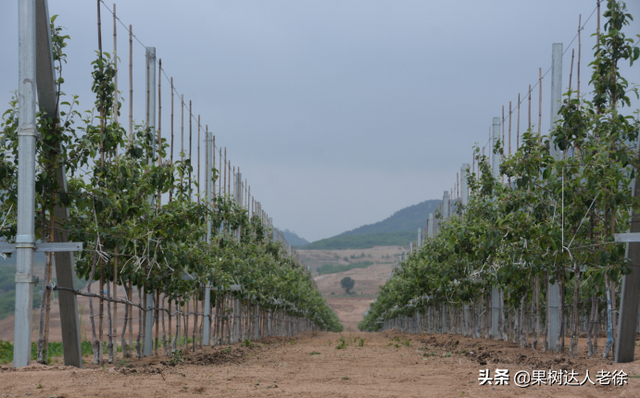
(1, 331), (638, 397)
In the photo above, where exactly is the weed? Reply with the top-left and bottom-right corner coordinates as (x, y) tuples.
(243, 339), (252, 348)
(403, 340), (411, 347)
(169, 350), (184, 365)
(310, 351), (321, 355)
(342, 376), (350, 380)
(36, 380), (43, 389)
(395, 343), (400, 348)
(221, 347), (232, 354)
(357, 338), (365, 347)
(336, 337), (347, 350)
(443, 352), (451, 357)
(290, 340), (296, 345)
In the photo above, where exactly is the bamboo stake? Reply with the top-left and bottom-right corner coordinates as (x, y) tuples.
(197, 115), (201, 202)
(129, 25), (133, 144)
(158, 59), (162, 166)
(538, 68), (542, 138)
(516, 94), (521, 149)
(577, 14), (582, 98)
(113, 3), (118, 155)
(169, 77), (174, 202)
(97, 0), (105, 363)
(181, 95), (184, 162)
(528, 85), (532, 131)
(112, 2), (119, 343)
(189, 101), (193, 191)
(508, 101), (512, 156)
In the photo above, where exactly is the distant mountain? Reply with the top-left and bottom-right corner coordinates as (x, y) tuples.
(302, 231), (416, 250)
(282, 229), (310, 246)
(341, 199), (441, 236)
(299, 199), (441, 250)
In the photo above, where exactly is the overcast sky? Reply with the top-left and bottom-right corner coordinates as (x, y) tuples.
(1, 1), (639, 242)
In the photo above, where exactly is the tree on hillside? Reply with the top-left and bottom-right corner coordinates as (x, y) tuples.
(340, 277), (355, 295)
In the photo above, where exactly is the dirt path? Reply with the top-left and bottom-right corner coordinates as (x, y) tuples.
(1, 331), (638, 397)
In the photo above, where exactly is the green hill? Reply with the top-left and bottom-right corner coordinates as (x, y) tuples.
(299, 199), (440, 250)
(340, 199), (440, 236)
(301, 231), (417, 250)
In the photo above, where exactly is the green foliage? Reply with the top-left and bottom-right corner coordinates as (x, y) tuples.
(340, 277), (355, 295)
(360, 1), (640, 333)
(335, 337), (347, 350)
(318, 261), (373, 275)
(0, 15), (342, 339)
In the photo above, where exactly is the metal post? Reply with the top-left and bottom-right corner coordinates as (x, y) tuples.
(143, 46), (156, 357)
(548, 43), (563, 351)
(491, 118), (501, 338)
(417, 228), (421, 249)
(13, 0), (37, 367)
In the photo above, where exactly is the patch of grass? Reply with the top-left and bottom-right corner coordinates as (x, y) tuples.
(317, 261), (374, 275)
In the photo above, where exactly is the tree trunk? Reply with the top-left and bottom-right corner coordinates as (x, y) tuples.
(570, 262), (580, 356)
(106, 279), (114, 363)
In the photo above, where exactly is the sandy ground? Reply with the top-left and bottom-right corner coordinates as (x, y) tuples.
(1, 330), (638, 397)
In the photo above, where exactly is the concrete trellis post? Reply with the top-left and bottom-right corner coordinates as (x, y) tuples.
(428, 213), (435, 238)
(203, 131), (213, 345)
(491, 117), (501, 338)
(417, 228), (421, 249)
(143, 46), (156, 357)
(442, 191), (449, 222)
(615, 230), (640, 362)
(547, 42), (563, 351)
